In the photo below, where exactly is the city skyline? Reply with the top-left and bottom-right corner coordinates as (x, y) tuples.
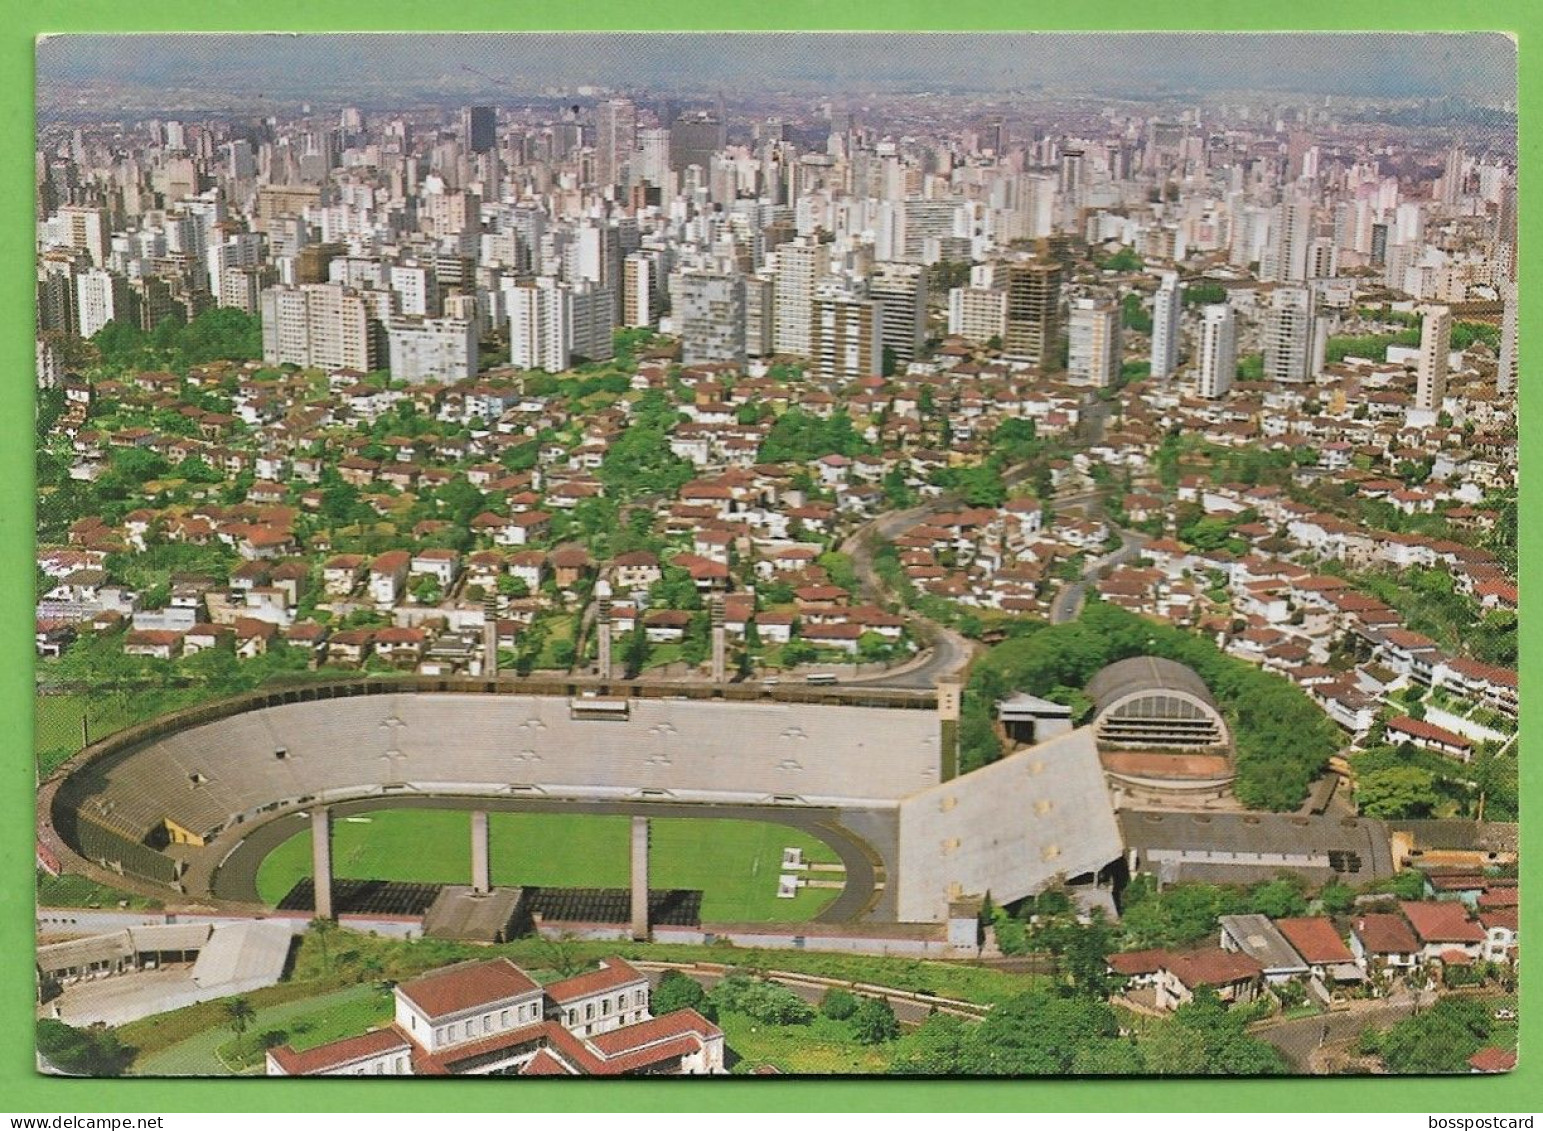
(38, 32), (1517, 111)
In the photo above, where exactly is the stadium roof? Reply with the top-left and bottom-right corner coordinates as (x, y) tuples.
(1086, 656), (1218, 713)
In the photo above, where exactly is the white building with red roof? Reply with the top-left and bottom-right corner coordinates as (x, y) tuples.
(268, 956), (723, 1077)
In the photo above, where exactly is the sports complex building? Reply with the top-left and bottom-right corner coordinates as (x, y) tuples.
(40, 676), (1126, 932)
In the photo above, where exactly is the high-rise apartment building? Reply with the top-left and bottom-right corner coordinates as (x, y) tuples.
(1067, 298), (1121, 388)
(1003, 261), (1062, 367)
(1498, 280), (1518, 397)
(947, 286), (1008, 345)
(260, 282), (380, 371)
(387, 316), (477, 384)
(75, 268), (130, 338)
(673, 272), (747, 367)
(1149, 271), (1182, 379)
(1414, 303), (1452, 414)
(55, 206), (111, 268)
(1196, 303), (1237, 400)
(596, 99), (637, 190)
(1261, 285), (1320, 384)
(771, 239), (830, 357)
(868, 262), (928, 369)
(811, 294), (882, 380)
(507, 280), (570, 373)
(622, 253), (658, 329)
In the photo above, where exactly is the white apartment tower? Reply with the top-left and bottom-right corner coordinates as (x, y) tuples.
(1262, 285), (1320, 384)
(260, 283), (379, 372)
(947, 286), (1008, 346)
(772, 238), (830, 357)
(1067, 298), (1122, 388)
(673, 272), (747, 367)
(1196, 303), (1237, 400)
(1415, 303), (1452, 414)
(1149, 271), (1182, 379)
(387, 317), (477, 385)
(507, 279), (571, 372)
(596, 99), (637, 190)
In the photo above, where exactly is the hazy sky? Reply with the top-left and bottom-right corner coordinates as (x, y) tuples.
(37, 32), (1517, 104)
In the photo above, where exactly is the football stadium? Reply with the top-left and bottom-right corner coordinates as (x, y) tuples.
(40, 676), (1124, 933)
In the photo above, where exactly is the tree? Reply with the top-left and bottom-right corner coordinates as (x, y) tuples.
(308, 916), (337, 972)
(1247, 876), (1309, 919)
(850, 997), (901, 1045)
(819, 987), (859, 1020)
(35, 1020), (132, 1076)
(652, 970), (712, 1017)
(1319, 881), (1357, 916)
(1356, 766), (1438, 819)
(225, 996), (256, 1055)
(1149, 989), (1287, 1074)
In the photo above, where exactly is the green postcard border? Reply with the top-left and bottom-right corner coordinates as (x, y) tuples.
(4, 0), (1536, 1113)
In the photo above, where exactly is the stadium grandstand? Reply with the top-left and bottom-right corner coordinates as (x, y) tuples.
(42, 678), (1126, 926)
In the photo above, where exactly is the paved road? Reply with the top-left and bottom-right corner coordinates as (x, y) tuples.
(206, 794), (882, 924)
(639, 965), (987, 1027)
(1250, 989), (1440, 1072)
(1049, 528), (1150, 625)
(839, 502), (979, 690)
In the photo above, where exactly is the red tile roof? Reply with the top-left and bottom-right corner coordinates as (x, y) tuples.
(586, 1008), (719, 1058)
(1353, 913), (1420, 955)
(1167, 948), (1264, 990)
(1467, 1047), (1517, 1073)
(545, 959), (647, 1004)
(519, 1048), (574, 1076)
(1274, 917), (1356, 966)
(267, 1027), (410, 1075)
(1107, 948), (1169, 977)
(1398, 901), (1486, 945)
(397, 958), (540, 1019)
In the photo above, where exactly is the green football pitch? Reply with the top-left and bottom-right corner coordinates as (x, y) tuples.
(255, 810), (845, 923)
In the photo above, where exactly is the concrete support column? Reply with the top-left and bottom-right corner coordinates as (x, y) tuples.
(710, 595), (726, 683)
(483, 594), (500, 678)
(630, 815), (650, 941)
(471, 810), (491, 895)
(597, 581), (614, 681)
(311, 806), (333, 920)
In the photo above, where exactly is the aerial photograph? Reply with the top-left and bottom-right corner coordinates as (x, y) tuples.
(32, 32), (1517, 1078)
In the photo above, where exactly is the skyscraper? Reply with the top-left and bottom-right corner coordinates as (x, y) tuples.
(1067, 298), (1121, 388)
(673, 272), (747, 367)
(259, 283), (379, 371)
(1149, 271), (1182, 379)
(771, 238), (830, 357)
(1414, 303), (1452, 415)
(506, 279), (570, 372)
(1003, 260), (1062, 368)
(1196, 303), (1237, 400)
(669, 113), (721, 175)
(811, 294), (882, 380)
(462, 106), (496, 155)
(868, 262), (928, 370)
(1498, 280), (1518, 397)
(596, 99), (637, 190)
(1262, 285), (1319, 384)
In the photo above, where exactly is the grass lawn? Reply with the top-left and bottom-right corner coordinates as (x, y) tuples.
(35, 692), (165, 776)
(37, 870), (163, 911)
(127, 984), (384, 1076)
(255, 811), (841, 923)
(718, 1011), (893, 1074)
(215, 983), (396, 1072)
